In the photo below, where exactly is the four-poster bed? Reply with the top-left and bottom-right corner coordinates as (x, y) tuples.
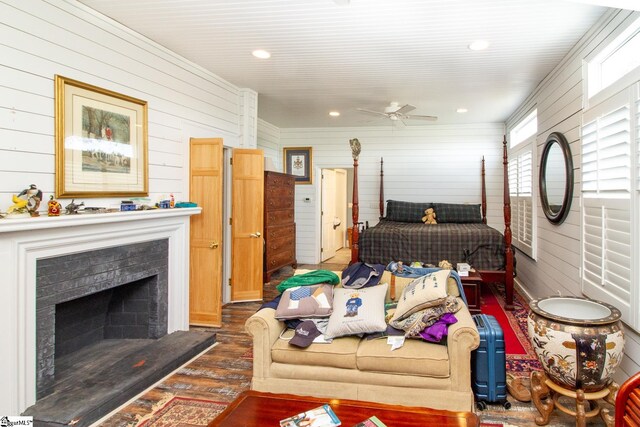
(349, 137), (515, 310)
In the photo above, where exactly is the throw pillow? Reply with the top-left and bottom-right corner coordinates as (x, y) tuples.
(390, 269), (449, 322)
(275, 284), (334, 320)
(385, 200), (433, 223)
(324, 283), (388, 339)
(433, 203), (482, 223)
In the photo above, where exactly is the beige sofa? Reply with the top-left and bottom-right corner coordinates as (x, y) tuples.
(245, 271), (481, 412)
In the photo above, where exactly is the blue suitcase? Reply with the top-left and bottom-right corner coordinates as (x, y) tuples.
(471, 313), (510, 410)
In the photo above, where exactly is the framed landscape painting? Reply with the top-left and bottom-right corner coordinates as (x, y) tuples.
(54, 75), (148, 198)
(284, 147), (313, 184)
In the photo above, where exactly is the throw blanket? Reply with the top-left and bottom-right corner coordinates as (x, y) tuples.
(276, 270), (340, 293)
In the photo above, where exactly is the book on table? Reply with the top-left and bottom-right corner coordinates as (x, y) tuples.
(351, 416), (387, 427)
(279, 403), (341, 427)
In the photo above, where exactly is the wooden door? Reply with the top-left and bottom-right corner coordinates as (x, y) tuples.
(189, 138), (223, 326)
(321, 169), (336, 261)
(231, 148), (264, 301)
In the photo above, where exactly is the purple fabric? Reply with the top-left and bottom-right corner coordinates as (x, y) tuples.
(419, 313), (458, 342)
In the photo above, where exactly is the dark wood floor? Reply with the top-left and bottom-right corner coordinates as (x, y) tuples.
(96, 255), (605, 427)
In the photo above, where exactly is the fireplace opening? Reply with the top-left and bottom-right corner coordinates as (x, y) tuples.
(55, 274), (158, 359)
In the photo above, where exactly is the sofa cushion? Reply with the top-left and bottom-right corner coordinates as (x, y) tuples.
(356, 338), (449, 378)
(325, 284), (388, 339)
(271, 334), (360, 369)
(390, 270), (449, 322)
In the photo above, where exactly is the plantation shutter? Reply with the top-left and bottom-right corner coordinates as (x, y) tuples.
(508, 146), (534, 258)
(581, 87), (634, 325)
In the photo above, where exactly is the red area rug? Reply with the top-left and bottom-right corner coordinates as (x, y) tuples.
(136, 396), (228, 426)
(479, 282), (541, 378)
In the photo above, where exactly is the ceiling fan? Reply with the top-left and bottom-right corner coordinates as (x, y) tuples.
(356, 102), (437, 127)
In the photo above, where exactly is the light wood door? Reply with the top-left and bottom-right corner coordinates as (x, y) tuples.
(321, 169), (336, 261)
(231, 148), (264, 301)
(189, 138), (223, 327)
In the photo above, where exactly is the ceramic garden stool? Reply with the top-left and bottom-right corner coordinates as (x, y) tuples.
(530, 370), (617, 426)
(527, 296), (624, 427)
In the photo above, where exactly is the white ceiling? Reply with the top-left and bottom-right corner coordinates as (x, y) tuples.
(77, 0), (611, 128)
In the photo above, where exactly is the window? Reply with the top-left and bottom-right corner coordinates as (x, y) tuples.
(509, 131), (536, 259)
(581, 83), (639, 331)
(510, 109), (537, 148)
(587, 16), (640, 101)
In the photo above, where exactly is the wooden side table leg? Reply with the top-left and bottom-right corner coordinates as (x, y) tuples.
(601, 382), (617, 427)
(531, 371), (554, 426)
(575, 389), (586, 427)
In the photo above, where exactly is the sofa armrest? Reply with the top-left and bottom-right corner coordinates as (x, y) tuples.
(245, 308), (286, 379)
(447, 298), (480, 391)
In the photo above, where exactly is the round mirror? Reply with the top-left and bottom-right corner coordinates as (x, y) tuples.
(539, 132), (573, 224)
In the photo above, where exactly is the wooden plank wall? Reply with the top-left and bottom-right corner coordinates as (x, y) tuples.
(0, 0), (251, 212)
(506, 8), (640, 381)
(257, 119), (282, 170)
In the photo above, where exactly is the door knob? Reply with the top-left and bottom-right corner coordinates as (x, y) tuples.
(250, 232), (261, 238)
(209, 242), (219, 249)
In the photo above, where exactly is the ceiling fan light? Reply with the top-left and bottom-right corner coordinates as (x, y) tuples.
(468, 40), (489, 51)
(252, 49), (271, 59)
(329, 111), (340, 117)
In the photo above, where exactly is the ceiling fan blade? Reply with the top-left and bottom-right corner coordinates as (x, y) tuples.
(404, 114), (438, 121)
(394, 104), (416, 115)
(394, 118), (407, 129)
(356, 108), (389, 117)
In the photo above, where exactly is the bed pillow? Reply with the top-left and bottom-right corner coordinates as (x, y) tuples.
(275, 284), (334, 320)
(390, 269), (450, 322)
(385, 200), (433, 223)
(433, 203), (482, 223)
(324, 283), (388, 339)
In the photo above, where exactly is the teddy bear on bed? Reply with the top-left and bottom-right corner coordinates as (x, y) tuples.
(422, 208), (437, 224)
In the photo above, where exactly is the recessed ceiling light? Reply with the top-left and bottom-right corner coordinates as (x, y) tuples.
(468, 40), (489, 51)
(457, 108), (468, 113)
(252, 49), (271, 59)
(329, 111), (340, 117)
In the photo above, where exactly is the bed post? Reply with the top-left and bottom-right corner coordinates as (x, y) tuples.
(379, 157), (384, 220)
(503, 136), (515, 310)
(350, 139), (361, 265)
(481, 156), (487, 224)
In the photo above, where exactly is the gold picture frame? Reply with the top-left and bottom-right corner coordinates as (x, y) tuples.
(55, 75), (148, 198)
(283, 147), (313, 184)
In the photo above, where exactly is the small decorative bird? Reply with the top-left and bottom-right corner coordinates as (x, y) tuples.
(8, 194), (29, 213)
(18, 184), (43, 216)
(349, 138), (361, 160)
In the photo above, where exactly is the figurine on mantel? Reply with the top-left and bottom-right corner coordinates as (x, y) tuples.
(64, 199), (84, 215)
(6, 193), (30, 218)
(47, 195), (62, 217)
(18, 184), (43, 217)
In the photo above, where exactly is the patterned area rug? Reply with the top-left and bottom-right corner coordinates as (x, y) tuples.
(136, 396), (228, 427)
(481, 282), (542, 378)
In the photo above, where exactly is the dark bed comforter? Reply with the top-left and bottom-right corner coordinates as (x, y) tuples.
(358, 220), (506, 270)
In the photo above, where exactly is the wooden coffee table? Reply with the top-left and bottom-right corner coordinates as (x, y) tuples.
(208, 390), (479, 426)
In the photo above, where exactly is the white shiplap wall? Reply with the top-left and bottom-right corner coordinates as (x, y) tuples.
(278, 124), (506, 264)
(257, 118), (282, 170)
(0, 0), (254, 212)
(507, 9), (640, 382)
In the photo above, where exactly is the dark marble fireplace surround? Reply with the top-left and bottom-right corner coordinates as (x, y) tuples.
(36, 240), (169, 398)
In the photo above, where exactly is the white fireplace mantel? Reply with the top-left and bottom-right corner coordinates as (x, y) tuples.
(0, 207), (201, 414)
